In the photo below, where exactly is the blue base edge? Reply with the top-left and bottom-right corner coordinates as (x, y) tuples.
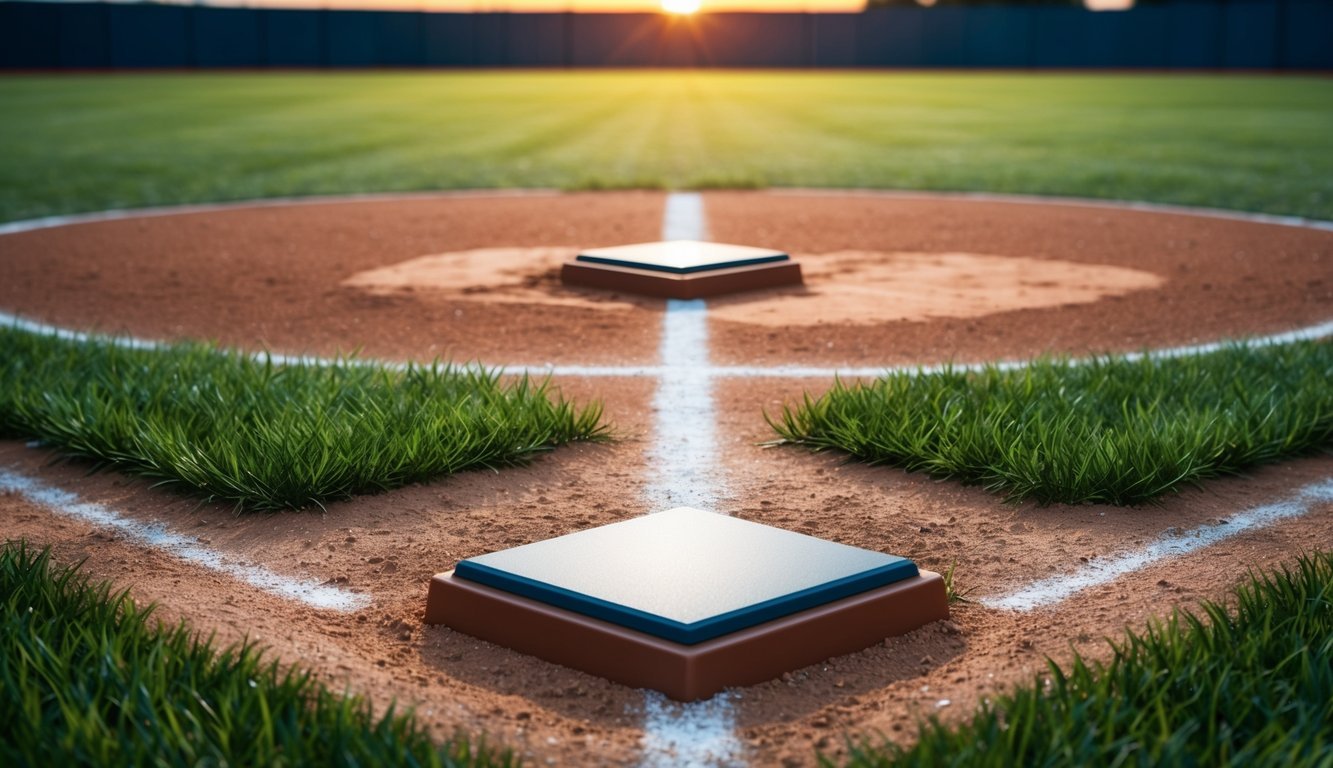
(453, 557), (920, 645)
(574, 253), (790, 275)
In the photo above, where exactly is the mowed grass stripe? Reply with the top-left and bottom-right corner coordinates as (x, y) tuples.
(1, 73), (1331, 222)
(0, 542), (508, 767)
(842, 552), (1333, 767)
(770, 341), (1333, 506)
(0, 328), (606, 511)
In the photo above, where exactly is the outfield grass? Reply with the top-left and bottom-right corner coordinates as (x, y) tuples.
(841, 551), (1333, 767)
(1, 72), (1331, 222)
(770, 341), (1333, 506)
(0, 542), (508, 766)
(0, 328), (606, 511)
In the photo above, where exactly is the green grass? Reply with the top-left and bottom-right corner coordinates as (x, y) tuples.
(839, 551), (1333, 767)
(769, 341), (1333, 506)
(941, 561), (975, 605)
(0, 541), (508, 766)
(1, 72), (1331, 222)
(0, 327), (606, 511)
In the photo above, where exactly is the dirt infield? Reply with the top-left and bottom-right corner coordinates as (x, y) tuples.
(1, 191), (1331, 766)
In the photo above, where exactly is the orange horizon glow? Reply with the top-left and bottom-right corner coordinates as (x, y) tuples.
(198, 0), (868, 11)
(661, 0), (703, 14)
(197, 0), (1131, 13)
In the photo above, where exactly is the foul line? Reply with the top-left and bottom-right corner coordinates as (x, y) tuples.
(638, 193), (743, 768)
(981, 477), (1333, 612)
(3, 189), (1329, 238)
(644, 192), (726, 511)
(525, 319), (1333, 378)
(662, 191), (708, 242)
(646, 299), (725, 511)
(764, 188), (1333, 233)
(640, 691), (743, 768)
(0, 189), (561, 237)
(4, 307), (1330, 382)
(0, 467), (372, 613)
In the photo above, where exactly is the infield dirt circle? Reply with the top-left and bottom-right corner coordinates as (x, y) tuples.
(1, 191), (1330, 766)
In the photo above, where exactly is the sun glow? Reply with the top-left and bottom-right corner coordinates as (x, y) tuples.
(661, 0), (701, 13)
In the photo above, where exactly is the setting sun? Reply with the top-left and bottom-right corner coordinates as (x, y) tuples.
(661, 0), (701, 13)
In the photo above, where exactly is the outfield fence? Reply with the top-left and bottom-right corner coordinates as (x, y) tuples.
(1, 0), (1330, 70)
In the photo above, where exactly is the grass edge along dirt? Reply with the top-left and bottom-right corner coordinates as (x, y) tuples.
(770, 341), (1333, 506)
(0, 327), (607, 511)
(0, 541), (510, 766)
(836, 551), (1333, 767)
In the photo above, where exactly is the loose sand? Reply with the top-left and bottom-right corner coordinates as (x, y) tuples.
(0, 191), (1329, 766)
(344, 247), (1164, 328)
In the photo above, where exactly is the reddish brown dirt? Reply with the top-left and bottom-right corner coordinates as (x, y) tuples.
(706, 191), (1333, 367)
(0, 193), (666, 364)
(0, 191), (1330, 766)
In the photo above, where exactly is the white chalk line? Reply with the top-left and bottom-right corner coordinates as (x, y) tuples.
(640, 692), (744, 768)
(0, 310), (503, 375)
(645, 299), (724, 511)
(0, 467), (371, 613)
(3, 188), (1329, 237)
(535, 316), (1333, 378)
(639, 192), (742, 768)
(661, 190), (709, 242)
(645, 192), (725, 511)
(982, 477), (1333, 612)
(0, 189), (561, 237)
(5, 308), (1330, 382)
(764, 188), (1333, 233)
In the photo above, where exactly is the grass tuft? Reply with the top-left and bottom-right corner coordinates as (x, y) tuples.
(839, 551), (1333, 767)
(0, 541), (507, 766)
(941, 561), (974, 605)
(770, 342), (1333, 506)
(0, 327), (608, 511)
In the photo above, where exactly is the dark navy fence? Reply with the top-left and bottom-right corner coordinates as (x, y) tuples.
(2, 1), (1330, 70)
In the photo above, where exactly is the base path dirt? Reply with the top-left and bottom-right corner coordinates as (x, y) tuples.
(0, 190), (1330, 766)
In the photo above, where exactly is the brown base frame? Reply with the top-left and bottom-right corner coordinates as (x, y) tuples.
(425, 569), (948, 701)
(560, 259), (804, 300)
